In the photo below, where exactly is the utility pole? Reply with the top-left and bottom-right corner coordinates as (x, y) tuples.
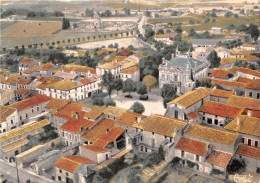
(15, 157), (20, 183)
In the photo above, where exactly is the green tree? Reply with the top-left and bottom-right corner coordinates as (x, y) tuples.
(104, 98), (116, 107)
(189, 19), (195, 24)
(157, 29), (164, 35)
(101, 71), (114, 88)
(131, 102), (145, 114)
(161, 84), (177, 108)
(188, 28), (196, 37)
(62, 17), (70, 30)
(113, 79), (123, 95)
(247, 23), (259, 41)
(136, 82), (147, 95)
(175, 25), (182, 33)
(207, 50), (221, 68)
(123, 79), (136, 95)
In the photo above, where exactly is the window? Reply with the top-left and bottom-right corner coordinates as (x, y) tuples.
(58, 176), (61, 181)
(145, 147), (148, 152)
(202, 116), (205, 121)
(37, 107), (39, 111)
(151, 139), (155, 147)
(106, 154), (109, 160)
(174, 75), (178, 81)
(181, 151), (184, 157)
(207, 118), (212, 124)
(242, 138), (245, 143)
(66, 172), (68, 176)
(248, 139), (252, 146)
(26, 114), (28, 118)
(69, 134), (72, 139)
(152, 132), (154, 135)
(59, 169), (62, 173)
(32, 109), (34, 113)
(167, 75), (170, 81)
(20, 116), (22, 120)
(249, 92), (252, 97)
(140, 136), (143, 141)
(214, 119), (218, 125)
(196, 164), (199, 170)
(11, 120), (13, 124)
(255, 141), (259, 148)
(162, 74), (165, 81)
(174, 110), (178, 118)
(170, 137), (172, 142)
(136, 128), (138, 132)
(257, 93), (260, 99)
(196, 155), (199, 161)
(141, 146), (143, 151)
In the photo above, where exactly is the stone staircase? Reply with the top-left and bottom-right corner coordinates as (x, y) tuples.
(140, 161), (167, 183)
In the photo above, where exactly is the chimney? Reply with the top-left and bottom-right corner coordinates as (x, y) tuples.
(237, 117), (240, 125)
(247, 110), (252, 117)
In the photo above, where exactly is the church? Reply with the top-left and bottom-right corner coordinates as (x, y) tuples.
(159, 47), (209, 94)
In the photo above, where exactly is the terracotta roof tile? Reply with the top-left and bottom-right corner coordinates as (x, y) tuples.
(245, 79), (260, 90)
(80, 144), (110, 153)
(185, 124), (238, 145)
(45, 98), (70, 110)
(227, 96), (260, 111)
(0, 106), (16, 122)
(84, 110), (103, 120)
(119, 48), (133, 56)
(237, 67), (260, 78)
(112, 56), (128, 63)
(54, 156), (95, 173)
(186, 112), (200, 120)
(242, 109), (260, 118)
(199, 101), (244, 119)
(15, 88), (31, 95)
(224, 115), (260, 136)
(236, 144), (260, 159)
(236, 77), (253, 83)
(9, 95), (51, 111)
(210, 89), (234, 98)
(53, 102), (86, 120)
(133, 115), (187, 137)
(60, 119), (94, 134)
(57, 64), (96, 74)
(103, 106), (127, 117)
(114, 112), (145, 127)
(0, 119), (50, 142)
(20, 58), (37, 64)
(210, 69), (229, 79)
(46, 79), (77, 91)
(17, 78), (31, 85)
(175, 137), (208, 156)
(168, 88), (211, 108)
(23, 69), (34, 74)
(120, 66), (139, 74)
(1, 138), (29, 153)
(96, 49), (108, 55)
(206, 150), (233, 168)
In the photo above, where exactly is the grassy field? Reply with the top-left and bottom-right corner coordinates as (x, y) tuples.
(2, 20), (62, 37)
(148, 14), (260, 32)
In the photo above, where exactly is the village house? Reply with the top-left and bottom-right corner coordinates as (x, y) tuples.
(59, 119), (94, 146)
(117, 48), (133, 56)
(165, 88), (211, 121)
(80, 118), (125, 163)
(0, 74), (25, 91)
(235, 144), (260, 172)
(23, 63), (59, 78)
(16, 78), (31, 89)
(183, 124), (240, 176)
(0, 106), (18, 133)
(193, 39), (219, 48)
(120, 66), (140, 82)
(224, 115), (260, 148)
(8, 94), (51, 126)
(199, 100), (244, 127)
(0, 89), (15, 105)
(210, 88), (234, 103)
(14, 88), (32, 101)
(209, 69), (233, 80)
(129, 53), (145, 62)
(0, 119), (51, 163)
(54, 155), (96, 183)
(102, 106), (127, 120)
(53, 71), (78, 81)
(227, 95), (260, 118)
(18, 58), (40, 75)
(211, 27), (222, 34)
(240, 44), (258, 51)
(236, 67), (260, 80)
(159, 48), (208, 94)
(132, 115), (188, 161)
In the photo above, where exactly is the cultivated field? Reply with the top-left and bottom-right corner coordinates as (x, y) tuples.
(1, 20), (62, 37)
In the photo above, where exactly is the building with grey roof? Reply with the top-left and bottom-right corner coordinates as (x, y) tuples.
(193, 39), (219, 48)
(159, 47), (209, 94)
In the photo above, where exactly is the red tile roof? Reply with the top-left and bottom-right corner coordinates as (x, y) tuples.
(15, 88), (31, 95)
(119, 48), (133, 56)
(210, 69), (229, 79)
(96, 49), (108, 55)
(81, 144), (110, 153)
(227, 96), (260, 111)
(236, 77), (253, 84)
(17, 78), (31, 85)
(199, 101), (244, 119)
(210, 89), (234, 98)
(120, 66), (139, 74)
(206, 150), (233, 168)
(237, 67), (260, 78)
(114, 112), (145, 127)
(245, 79), (260, 90)
(60, 119), (94, 134)
(175, 137), (208, 156)
(23, 69), (34, 74)
(54, 156), (95, 173)
(112, 56), (128, 63)
(9, 95), (51, 111)
(30, 63), (54, 71)
(53, 102), (86, 120)
(0, 106), (16, 122)
(186, 112), (200, 120)
(20, 58), (36, 64)
(44, 98), (70, 110)
(236, 144), (260, 159)
(243, 109), (260, 118)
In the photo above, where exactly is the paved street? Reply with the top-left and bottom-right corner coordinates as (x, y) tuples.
(0, 160), (54, 183)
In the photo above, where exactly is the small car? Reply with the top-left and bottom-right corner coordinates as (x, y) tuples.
(139, 94), (148, 100)
(125, 94), (133, 98)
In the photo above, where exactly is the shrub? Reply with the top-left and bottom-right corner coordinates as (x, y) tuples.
(187, 160), (197, 168)
(227, 159), (246, 174)
(143, 151), (164, 168)
(155, 172), (168, 183)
